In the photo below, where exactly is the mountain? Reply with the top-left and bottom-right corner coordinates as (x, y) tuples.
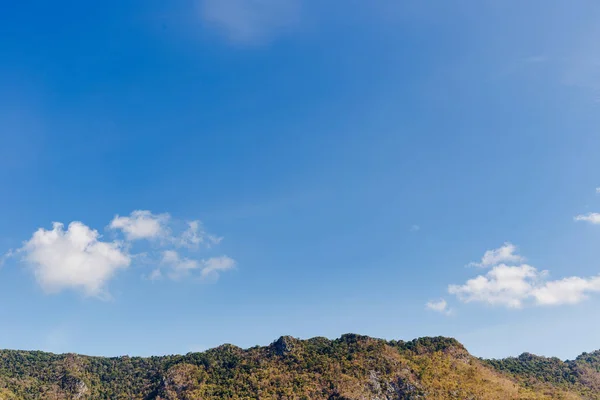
(0, 334), (598, 399)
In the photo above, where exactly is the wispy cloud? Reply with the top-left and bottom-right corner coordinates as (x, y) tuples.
(467, 242), (524, 268)
(200, 0), (301, 45)
(161, 250), (200, 280)
(200, 255), (236, 279)
(109, 210), (170, 241)
(176, 220), (222, 249)
(0, 249), (14, 267)
(426, 298), (452, 316)
(574, 213), (600, 224)
(159, 250), (236, 281)
(574, 188), (600, 224)
(148, 268), (163, 281)
(110, 211), (225, 249)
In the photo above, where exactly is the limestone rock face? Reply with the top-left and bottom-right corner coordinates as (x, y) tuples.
(273, 335), (298, 356)
(158, 363), (205, 400)
(60, 374), (88, 399)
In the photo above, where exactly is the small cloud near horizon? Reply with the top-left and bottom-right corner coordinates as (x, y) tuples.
(446, 243), (600, 309)
(426, 299), (452, 316)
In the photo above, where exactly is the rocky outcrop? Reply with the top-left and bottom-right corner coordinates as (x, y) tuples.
(60, 374), (88, 399)
(367, 370), (427, 400)
(156, 363), (205, 400)
(272, 335), (298, 356)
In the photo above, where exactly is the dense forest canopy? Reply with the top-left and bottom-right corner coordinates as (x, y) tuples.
(1, 334), (599, 399)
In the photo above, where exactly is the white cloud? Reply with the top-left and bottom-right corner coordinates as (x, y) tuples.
(161, 250), (235, 281)
(596, 187), (600, 194)
(449, 245), (600, 309)
(0, 249), (14, 266)
(449, 264), (540, 308)
(410, 224), (420, 232)
(200, 256), (236, 279)
(162, 250), (199, 279)
(18, 222), (130, 297)
(468, 242), (524, 268)
(110, 212), (223, 249)
(426, 299), (452, 315)
(109, 210), (170, 240)
(177, 220), (222, 249)
(575, 213), (600, 224)
(200, 0), (301, 44)
(531, 276), (600, 306)
(6, 211), (234, 297)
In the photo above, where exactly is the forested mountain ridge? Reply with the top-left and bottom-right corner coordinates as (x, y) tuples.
(0, 334), (598, 399)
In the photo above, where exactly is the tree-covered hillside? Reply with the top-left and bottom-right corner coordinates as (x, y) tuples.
(0, 334), (597, 399)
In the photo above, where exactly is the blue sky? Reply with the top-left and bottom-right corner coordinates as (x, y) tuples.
(2, 0), (600, 360)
